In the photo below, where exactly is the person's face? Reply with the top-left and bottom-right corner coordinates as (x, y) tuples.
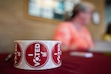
(78, 7), (93, 25)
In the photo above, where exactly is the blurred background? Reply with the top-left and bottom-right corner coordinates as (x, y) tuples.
(0, 0), (110, 53)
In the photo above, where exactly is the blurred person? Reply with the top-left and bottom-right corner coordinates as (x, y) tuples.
(102, 22), (111, 41)
(54, 2), (94, 51)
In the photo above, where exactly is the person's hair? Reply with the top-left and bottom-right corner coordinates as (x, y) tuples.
(106, 22), (111, 34)
(70, 4), (86, 19)
(66, 2), (94, 21)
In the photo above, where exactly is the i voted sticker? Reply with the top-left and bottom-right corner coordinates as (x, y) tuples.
(52, 43), (62, 65)
(14, 43), (22, 66)
(25, 43), (48, 68)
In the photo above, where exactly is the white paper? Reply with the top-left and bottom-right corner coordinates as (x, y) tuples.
(70, 51), (93, 58)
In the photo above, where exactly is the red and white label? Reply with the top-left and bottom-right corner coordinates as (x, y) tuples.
(14, 43), (22, 65)
(52, 43), (62, 65)
(25, 43), (48, 68)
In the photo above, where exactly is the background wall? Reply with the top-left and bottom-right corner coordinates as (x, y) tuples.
(0, 0), (105, 53)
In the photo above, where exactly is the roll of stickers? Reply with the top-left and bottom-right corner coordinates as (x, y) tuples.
(14, 40), (62, 70)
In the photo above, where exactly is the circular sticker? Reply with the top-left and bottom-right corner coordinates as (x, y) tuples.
(25, 42), (48, 68)
(52, 43), (62, 65)
(14, 43), (22, 66)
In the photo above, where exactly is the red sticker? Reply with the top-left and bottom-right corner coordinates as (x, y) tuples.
(52, 43), (62, 65)
(14, 43), (22, 66)
(25, 42), (48, 68)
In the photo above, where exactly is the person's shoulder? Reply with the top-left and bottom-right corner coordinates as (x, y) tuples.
(83, 27), (90, 33)
(56, 21), (71, 32)
(57, 21), (71, 28)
